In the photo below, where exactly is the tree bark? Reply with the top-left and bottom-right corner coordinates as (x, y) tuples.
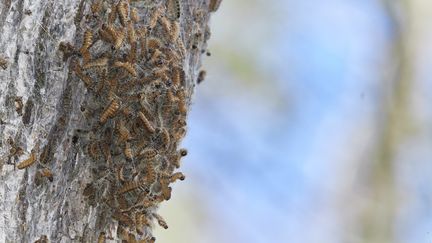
(0, 0), (218, 242)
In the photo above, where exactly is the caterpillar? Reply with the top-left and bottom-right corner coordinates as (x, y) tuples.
(113, 211), (134, 227)
(100, 100), (120, 124)
(167, 0), (181, 20)
(152, 213), (168, 229)
(82, 57), (109, 70)
(209, 0), (223, 12)
(97, 232), (106, 243)
(118, 179), (143, 194)
(138, 111), (155, 134)
(139, 148), (157, 160)
(39, 168), (54, 182)
(124, 142), (133, 160)
(169, 172), (185, 183)
(176, 89), (187, 115)
(17, 150), (37, 170)
(117, 0), (129, 26)
(72, 61), (93, 88)
(114, 61), (137, 77)
(171, 66), (184, 87)
(197, 70), (207, 84)
(117, 119), (131, 142)
(130, 8), (139, 23)
(80, 29), (93, 53)
(169, 21), (180, 42)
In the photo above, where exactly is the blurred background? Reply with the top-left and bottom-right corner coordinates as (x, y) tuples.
(155, 0), (432, 242)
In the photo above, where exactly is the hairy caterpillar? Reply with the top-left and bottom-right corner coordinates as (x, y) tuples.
(138, 111), (155, 134)
(100, 100), (120, 124)
(169, 172), (185, 183)
(17, 149), (37, 170)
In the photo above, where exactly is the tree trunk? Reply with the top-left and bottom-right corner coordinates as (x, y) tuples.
(0, 0), (219, 242)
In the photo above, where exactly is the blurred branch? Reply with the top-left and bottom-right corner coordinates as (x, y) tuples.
(359, 1), (413, 243)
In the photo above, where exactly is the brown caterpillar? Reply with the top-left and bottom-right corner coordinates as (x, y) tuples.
(117, 226), (129, 241)
(74, 0), (85, 27)
(80, 29), (93, 53)
(122, 106), (133, 118)
(169, 21), (180, 42)
(34, 235), (48, 243)
(128, 41), (138, 64)
(153, 67), (169, 82)
(88, 141), (101, 160)
(81, 49), (91, 65)
(197, 70), (206, 84)
(164, 48), (181, 63)
(113, 211), (134, 227)
(176, 89), (187, 115)
(169, 172), (185, 183)
(130, 7), (139, 23)
(91, 0), (102, 16)
(148, 6), (162, 30)
(100, 100), (120, 124)
(72, 61), (93, 87)
(173, 127), (187, 141)
(147, 38), (162, 51)
(167, 0), (181, 19)
(149, 49), (163, 65)
(127, 233), (137, 243)
(153, 66), (169, 79)
(117, 194), (129, 210)
(118, 179), (142, 194)
(113, 27), (126, 49)
(0, 57), (7, 70)
(136, 213), (150, 235)
(97, 232), (106, 243)
(139, 148), (157, 160)
(99, 25), (115, 43)
(14, 97), (23, 115)
(117, 0), (129, 26)
(39, 168), (54, 182)
(177, 37), (187, 57)
(101, 140), (112, 163)
(117, 165), (126, 182)
(127, 21), (137, 44)
(209, 0), (223, 12)
(58, 41), (76, 61)
(179, 148), (188, 157)
(171, 66), (184, 87)
(160, 16), (171, 34)
(108, 3), (118, 24)
(114, 61), (137, 77)
(107, 77), (118, 95)
(161, 128), (170, 149)
(145, 161), (156, 184)
(138, 111), (155, 133)
(169, 153), (181, 168)
(124, 142), (133, 160)
(164, 184), (173, 201)
(17, 150), (37, 170)
(166, 89), (177, 103)
(152, 213), (168, 229)
(82, 57), (109, 69)
(117, 119), (131, 142)
(137, 26), (148, 40)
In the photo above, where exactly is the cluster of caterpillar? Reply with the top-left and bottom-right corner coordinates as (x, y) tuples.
(69, 0), (190, 241)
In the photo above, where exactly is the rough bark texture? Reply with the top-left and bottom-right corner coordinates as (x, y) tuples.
(0, 0), (219, 242)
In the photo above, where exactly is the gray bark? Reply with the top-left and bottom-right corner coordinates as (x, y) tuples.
(0, 0), (217, 242)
